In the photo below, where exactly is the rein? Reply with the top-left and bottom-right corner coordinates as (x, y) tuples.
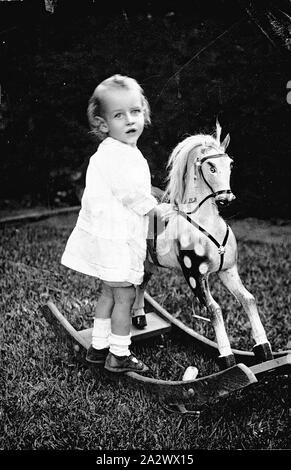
(185, 190), (232, 216)
(174, 208), (230, 272)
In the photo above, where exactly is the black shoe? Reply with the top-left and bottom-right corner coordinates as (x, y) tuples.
(86, 345), (109, 364)
(132, 315), (147, 329)
(104, 352), (149, 373)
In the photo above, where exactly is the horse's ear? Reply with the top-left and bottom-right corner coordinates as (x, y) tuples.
(216, 119), (222, 144)
(222, 133), (230, 150)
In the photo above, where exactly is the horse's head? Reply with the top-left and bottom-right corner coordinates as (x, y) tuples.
(195, 142), (236, 208)
(165, 123), (235, 209)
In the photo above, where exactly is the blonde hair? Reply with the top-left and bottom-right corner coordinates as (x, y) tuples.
(87, 74), (151, 141)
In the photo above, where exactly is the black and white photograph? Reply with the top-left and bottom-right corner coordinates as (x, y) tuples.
(1, 0), (290, 459)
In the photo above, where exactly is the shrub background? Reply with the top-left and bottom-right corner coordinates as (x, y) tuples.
(0, 0), (290, 218)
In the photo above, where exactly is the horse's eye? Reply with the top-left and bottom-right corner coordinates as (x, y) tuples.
(209, 165), (216, 173)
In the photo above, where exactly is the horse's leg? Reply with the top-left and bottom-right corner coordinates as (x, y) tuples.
(178, 245), (235, 369)
(132, 262), (155, 329)
(194, 275), (236, 369)
(218, 265), (273, 362)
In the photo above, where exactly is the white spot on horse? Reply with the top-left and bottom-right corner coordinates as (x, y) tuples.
(183, 256), (192, 268)
(199, 262), (208, 274)
(189, 277), (196, 288)
(194, 242), (205, 256)
(180, 232), (191, 248)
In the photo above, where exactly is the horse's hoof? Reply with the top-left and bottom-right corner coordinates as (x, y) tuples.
(253, 342), (273, 362)
(132, 315), (147, 329)
(217, 354), (236, 370)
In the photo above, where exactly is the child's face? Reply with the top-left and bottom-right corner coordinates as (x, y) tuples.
(100, 88), (145, 147)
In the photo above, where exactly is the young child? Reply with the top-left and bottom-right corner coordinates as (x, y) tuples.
(61, 74), (163, 373)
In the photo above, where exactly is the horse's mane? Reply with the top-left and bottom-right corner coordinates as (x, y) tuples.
(163, 123), (227, 204)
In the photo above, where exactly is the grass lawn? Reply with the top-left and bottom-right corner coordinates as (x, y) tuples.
(0, 213), (290, 450)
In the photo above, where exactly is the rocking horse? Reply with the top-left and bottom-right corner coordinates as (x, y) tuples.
(132, 123), (273, 369)
(40, 123), (291, 409)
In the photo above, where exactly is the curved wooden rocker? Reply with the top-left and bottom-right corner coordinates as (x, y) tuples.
(40, 301), (257, 408)
(144, 292), (291, 367)
(40, 299), (291, 411)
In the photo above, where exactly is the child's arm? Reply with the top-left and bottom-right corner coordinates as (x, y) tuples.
(104, 150), (157, 216)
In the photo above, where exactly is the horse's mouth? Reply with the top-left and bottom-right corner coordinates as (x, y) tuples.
(215, 193), (236, 209)
(216, 199), (231, 208)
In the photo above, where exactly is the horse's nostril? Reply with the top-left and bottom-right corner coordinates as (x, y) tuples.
(217, 199), (231, 208)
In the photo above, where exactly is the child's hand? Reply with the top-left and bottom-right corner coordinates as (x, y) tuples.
(146, 204), (175, 237)
(158, 203), (177, 222)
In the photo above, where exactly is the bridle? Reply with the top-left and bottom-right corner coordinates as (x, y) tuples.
(186, 152), (233, 215)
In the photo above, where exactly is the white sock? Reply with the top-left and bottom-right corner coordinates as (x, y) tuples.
(109, 332), (131, 357)
(92, 318), (111, 350)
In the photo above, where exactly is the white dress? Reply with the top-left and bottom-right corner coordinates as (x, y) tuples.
(61, 137), (157, 285)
